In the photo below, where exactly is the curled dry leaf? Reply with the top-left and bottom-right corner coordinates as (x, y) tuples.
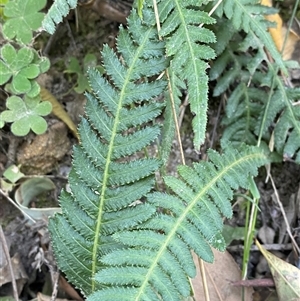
(261, 0), (300, 62)
(14, 177), (61, 222)
(255, 239), (300, 301)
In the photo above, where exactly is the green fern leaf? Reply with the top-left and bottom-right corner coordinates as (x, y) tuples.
(48, 6), (168, 296)
(209, 18), (300, 158)
(158, 0), (216, 149)
(42, 0), (78, 34)
(89, 145), (269, 300)
(215, 26), (300, 161)
(214, 0), (286, 74)
(257, 82), (300, 163)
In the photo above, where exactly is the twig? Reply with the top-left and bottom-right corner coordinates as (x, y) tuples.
(209, 96), (222, 149)
(50, 271), (59, 301)
(269, 174), (300, 255)
(152, 0), (185, 165)
(199, 0), (223, 28)
(199, 258), (210, 301)
(227, 243), (293, 252)
(0, 188), (36, 223)
(0, 225), (19, 301)
(231, 278), (275, 287)
(204, 261), (223, 301)
(178, 94), (189, 129)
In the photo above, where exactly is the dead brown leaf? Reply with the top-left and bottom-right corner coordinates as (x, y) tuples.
(260, 0), (300, 62)
(40, 87), (79, 140)
(191, 250), (254, 301)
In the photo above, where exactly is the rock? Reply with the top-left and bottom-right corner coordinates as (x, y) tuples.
(17, 122), (71, 174)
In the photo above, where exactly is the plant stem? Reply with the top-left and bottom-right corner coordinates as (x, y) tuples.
(242, 197), (259, 279)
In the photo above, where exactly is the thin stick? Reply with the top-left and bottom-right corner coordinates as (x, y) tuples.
(178, 94), (189, 129)
(152, 0), (185, 165)
(199, 0), (223, 28)
(0, 188), (36, 223)
(199, 258), (210, 301)
(269, 175), (300, 255)
(209, 96), (222, 149)
(0, 225), (19, 301)
(165, 70), (186, 165)
(204, 262), (224, 301)
(227, 243), (293, 252)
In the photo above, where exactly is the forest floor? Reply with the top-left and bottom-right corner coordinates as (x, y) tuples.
(0, 2), (300, 301)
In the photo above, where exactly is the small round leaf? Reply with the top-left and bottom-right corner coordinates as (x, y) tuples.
(6, 95), (24, 110)
(18, 47), (34, 66)
(39, 57), (50, 73)
(11, 118), (31, 136)
(0, 110), (16, 122)
(12, 73), (31, 93)
(35, 101), (52, 116)
(0, 61), (12, 84)
(30, 115), (48, 134)
(1, 43), (17, 64)
(26, 81), (41, 98)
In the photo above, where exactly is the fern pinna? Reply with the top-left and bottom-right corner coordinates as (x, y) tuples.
(213, 0), (286, 73)
(48, 6), (168, 296)
(88, 145), (268, 301)
(210, 14), (300, 162)
(42, 0), (78, 34)
(158, 0), (216, 149)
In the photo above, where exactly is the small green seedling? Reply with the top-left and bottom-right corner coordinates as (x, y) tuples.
(64, 53), (103, 94)
(1, 164), (25, 193)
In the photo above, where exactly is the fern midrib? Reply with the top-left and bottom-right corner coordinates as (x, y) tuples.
(135, 151), (265, 299)
(91, 27), (155, 291)
(174, 0), (204, 146)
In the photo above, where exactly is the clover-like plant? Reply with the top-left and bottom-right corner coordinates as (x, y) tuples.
(0, 0), (53, 136)
(0, 43), (50, 97)
(2, 0), (46, 44)
(0, 95), (52, 136)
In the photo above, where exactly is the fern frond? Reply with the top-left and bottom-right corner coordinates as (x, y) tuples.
(256, 73), (300, 163)
(158, 0), (216, 149)
(48, 6), (168, 296)
(89, 145), (269, 301)
(213, 0), (286, 73)
(213, 23), (300, 162)
(221, 83), (266, 147)
(42, 0), (78, 34)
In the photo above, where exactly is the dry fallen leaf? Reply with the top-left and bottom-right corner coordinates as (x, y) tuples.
(260, 0), (300, 61)
(258, 225), (275, 244)
(37, 292), (76, 301)
(256, 239), (300, 301)
(191, 250), (253, 301)
(0, 252), (28, 297)
(40, 87), (79, 140)
(261, 0), (283, 52)
(14, 177), (61, 221)
(281, 27), (300, 61)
